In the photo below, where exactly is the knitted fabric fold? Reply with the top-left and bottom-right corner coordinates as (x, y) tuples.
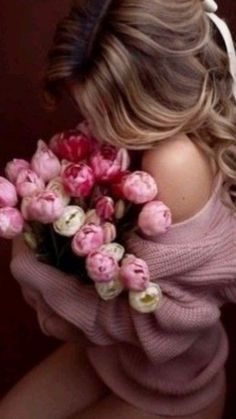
(10, 172), (236, 416)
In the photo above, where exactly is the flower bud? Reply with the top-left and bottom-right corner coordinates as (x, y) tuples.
(114, 199), (126, 220)
(86, 250), (119, 283)
(99, 242), (125, 262)
(122, 171), (158, 204)
(0, 177), (18, 207)
(95, 196), (115, 220)
(23, 231), (38, 250)
(53, 205), (86, 237)
(31, 140), (61, 182)
(120, 255), (150, 291)
(49, 129), (94, 162)
(102, 222), (117, 244)
(16, 169), (45, 198)
(129, 282), (162, 313)
(62, 162), (95, 198)
(90, 145), (130, 182)
(72, 223), (104, 256)
(5, 159), (30, 183)
(47, 177), (70, 206)
(25, 191), (65, 224)
(95, 277), (124, 301)
(0, 207), (24, 239)
(23, 222), (44, 248)
(21, 196), (32, 219)
(138, 200), (172, 236)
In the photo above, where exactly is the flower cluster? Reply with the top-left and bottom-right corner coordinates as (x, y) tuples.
(0, 122), (172, 313)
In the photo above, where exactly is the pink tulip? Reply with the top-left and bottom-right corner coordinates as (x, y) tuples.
(72, 223), (104, 257)
(95, 196), (115, 220)
(119, 255), (150, 291)
(16, 169), (45, 198)
(62, 162), (95, 198)
(5, 159), (30, 183)
(49, 129), (95, 162)
(24, 191), (65, 223)
(0, 177), (18, 207)
(138, 200), (172, 236)
(0, 207), (24, 239)
(90, 145), (130, 182)
(86, 249), (119, 283)
(102, 222), (117, 244)
(21, 196), (32, 220)
(122, 171), (158, 204)
(31, 140), (61, 182)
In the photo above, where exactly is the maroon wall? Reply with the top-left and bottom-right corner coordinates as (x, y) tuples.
(0, 1), (236, 417)
(0, 0), (78, 396)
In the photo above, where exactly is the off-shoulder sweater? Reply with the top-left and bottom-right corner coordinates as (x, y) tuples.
(11, 173), (236, 416)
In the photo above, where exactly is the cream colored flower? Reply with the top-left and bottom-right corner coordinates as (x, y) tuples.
(100, 242), (125, 262)
(53, 205), (85, 237)
(47, 177), (70, 206)
(95, 277), (124, 301)
(23, 231), (38, 250)
(129, 282), (162, 313)
(114, 199), (126, 220)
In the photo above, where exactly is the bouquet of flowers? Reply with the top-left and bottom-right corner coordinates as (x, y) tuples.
(0, 123), (172, 313)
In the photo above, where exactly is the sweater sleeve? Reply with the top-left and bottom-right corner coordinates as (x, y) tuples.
(217, 234), (236, 305)
(219, 283), (236, 304)
(10, 241), (218, 364)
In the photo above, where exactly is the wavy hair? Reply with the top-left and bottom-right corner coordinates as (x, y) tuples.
(44, 0), (236, 207)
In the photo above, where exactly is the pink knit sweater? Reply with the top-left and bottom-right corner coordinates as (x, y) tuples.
(10, 172), (236, 416)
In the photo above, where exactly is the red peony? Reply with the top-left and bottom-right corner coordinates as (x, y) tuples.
(49, 129), (95, 162)
(62, 162), (95, 198)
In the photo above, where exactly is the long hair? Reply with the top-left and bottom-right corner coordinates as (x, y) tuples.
(43, 0), (236, 207)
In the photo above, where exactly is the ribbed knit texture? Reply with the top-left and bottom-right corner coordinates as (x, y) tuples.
(10, 172), (236, 416)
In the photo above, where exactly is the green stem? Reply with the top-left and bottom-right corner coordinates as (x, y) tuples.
(58, 240), (72, 260)
(49, 225), (60, 267)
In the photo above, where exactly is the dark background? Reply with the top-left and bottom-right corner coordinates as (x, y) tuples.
(0, 1), (236, 417)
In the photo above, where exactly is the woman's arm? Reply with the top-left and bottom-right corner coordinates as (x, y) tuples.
(11, 242), (208, 363)
(10, 133), (218, 358)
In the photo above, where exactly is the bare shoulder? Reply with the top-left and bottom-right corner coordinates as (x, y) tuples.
(141, 134), (217, 223)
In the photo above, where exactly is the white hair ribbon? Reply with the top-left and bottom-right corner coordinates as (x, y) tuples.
(203, 0), (236, 100)
(202, 0), (218, 13)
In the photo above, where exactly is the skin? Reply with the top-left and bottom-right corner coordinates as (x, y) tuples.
(0, 134), (225, 419)
(142, 133), (217, 224)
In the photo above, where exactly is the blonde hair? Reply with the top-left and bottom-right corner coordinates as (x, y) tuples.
(44, 0), (236, 207)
